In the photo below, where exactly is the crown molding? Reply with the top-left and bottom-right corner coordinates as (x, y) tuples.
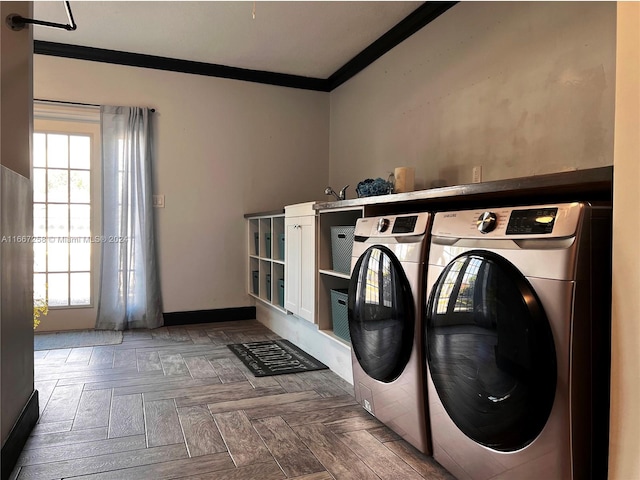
(34, 2), (457, 92)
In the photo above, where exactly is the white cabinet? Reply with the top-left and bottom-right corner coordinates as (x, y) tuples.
(285, 203), (317, 323)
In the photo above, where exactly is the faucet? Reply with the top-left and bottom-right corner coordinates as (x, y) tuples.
(325, 185), (349, 201)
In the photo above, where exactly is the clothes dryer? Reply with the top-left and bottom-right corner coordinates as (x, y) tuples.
(348, 212), (432, 454)
(424, 203), (611, 479)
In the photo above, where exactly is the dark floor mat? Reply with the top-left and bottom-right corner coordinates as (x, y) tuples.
(227, 339), (328, 376)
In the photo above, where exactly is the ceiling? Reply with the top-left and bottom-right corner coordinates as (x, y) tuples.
(32, 1), (425, 79)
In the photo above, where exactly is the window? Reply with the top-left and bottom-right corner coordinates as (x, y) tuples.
(435, 256), (482, 315)
(33, 131), (93, 307)
(364, 248), (394, 308)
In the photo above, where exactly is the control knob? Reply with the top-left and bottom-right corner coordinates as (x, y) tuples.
(377, 218), (390, 233)
(477, 211), (497, 234)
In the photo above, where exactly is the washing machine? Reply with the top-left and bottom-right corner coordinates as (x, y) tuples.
(423, 202), (611, 480)
(347, 212), (432, 454)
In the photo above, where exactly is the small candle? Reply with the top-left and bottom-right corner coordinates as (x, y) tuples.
(394, 167), (415, 193)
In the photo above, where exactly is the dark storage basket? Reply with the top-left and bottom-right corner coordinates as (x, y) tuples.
(278, 233), (285, 260)
(253, 232), (259, 256)
(330, 289), (350, 342)
(266, 273), (271, 301)
(330, 226), (355, 274)
(252, 270), (259, 295)
(265, 233), (272, 258)
(278, 279), (285, 307)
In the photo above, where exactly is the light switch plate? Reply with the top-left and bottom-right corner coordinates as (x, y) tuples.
(472, 166), (482, 183)
(152, 194), (165, 208)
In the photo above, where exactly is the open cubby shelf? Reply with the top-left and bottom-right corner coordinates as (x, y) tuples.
(247, 206), (363, 347)
(247, 213), (286, 311)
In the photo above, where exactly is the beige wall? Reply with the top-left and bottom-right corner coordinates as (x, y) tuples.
(328, 2), (635, 476)
(610, 2), (640, 479)
(0, 1), (35, 446)
(34, 56), (329, 320)
(329, 2), (616, 190)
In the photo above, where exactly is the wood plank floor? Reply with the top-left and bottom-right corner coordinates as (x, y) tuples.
(13, 320), (454, 480)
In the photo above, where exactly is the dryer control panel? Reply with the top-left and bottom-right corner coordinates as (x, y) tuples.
(355, 213), (430, 238)
(432, 203), (583, 239)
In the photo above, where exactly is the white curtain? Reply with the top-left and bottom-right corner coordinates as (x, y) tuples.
(96, 106), (163, 330)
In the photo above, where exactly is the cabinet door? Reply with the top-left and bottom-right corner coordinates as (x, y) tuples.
(298, 215), (316, 323)
(284, 218), (300, 314)
(284, 215), (316, 323)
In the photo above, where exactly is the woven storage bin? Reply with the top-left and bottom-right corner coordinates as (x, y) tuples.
(278, 279), (285, 307)
(278, 234), (285, 260)
(330, 226), (355, 274)
(266, 273), (271, 301)
(252, 270), (259, 295)
(330, 289), (350, 342)
(265, 233), (272, 258)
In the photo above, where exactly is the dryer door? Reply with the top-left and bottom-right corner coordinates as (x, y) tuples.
(425, 251), (556, 451)
(348, 245), (414, 383)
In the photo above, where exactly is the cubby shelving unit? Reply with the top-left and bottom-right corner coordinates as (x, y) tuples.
(246, 205), (363, 347)
(317, 207), (364, 345)
(247, 211), (286, 312)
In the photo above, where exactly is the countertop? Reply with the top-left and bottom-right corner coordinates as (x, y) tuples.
(244, 166), (612, 218)
(313, 166), (613, 212)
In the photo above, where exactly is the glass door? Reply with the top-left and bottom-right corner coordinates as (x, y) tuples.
(425, 251), (557, 451)
(348, 246), (414, 383)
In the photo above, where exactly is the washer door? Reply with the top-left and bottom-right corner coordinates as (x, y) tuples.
(348, 245), (414, 383)
(426, 251), (557, 451)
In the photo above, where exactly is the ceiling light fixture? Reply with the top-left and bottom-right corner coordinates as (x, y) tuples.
(6, 0), (77, 32)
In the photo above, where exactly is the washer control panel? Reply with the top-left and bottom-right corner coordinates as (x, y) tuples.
(432, 203), (581, 239)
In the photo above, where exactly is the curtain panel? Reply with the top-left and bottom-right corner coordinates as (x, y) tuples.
(96, 106), (163, 330)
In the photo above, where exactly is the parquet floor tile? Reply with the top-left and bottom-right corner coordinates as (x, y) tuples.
(13, 320), (453, 480)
